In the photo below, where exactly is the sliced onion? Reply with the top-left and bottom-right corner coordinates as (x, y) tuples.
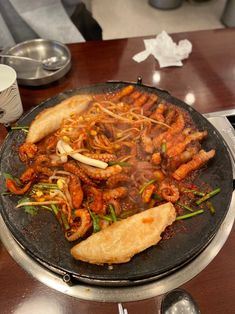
(56, 140), (108, 169)
(56, 140), (68, 163)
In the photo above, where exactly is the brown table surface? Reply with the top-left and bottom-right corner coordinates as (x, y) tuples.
(1, 28), (235, 314)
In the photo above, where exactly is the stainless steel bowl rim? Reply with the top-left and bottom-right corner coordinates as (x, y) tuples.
(1, 39), (71, 86)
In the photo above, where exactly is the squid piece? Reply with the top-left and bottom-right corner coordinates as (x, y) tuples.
(68, 175), (84, 209)
(34, 155), (52, 167)
(133, 94), (148, 107)
(166, 131), (208, 158)
(79, 163), (122, 180)
(103, 187), (128, 201)
(151, 152), (161, 165)
(169, 146), (199, 170)
(172, 149), (216, 181)
(6, 178), (32, 195)
(20, 167), (36, 183)
(85, 186), (105, 214)
(141, 130), (154, 153)
(111, 85), (135, 101)
(159, 182), (179, 203)
(141, 184), (156, 203)
(129, 90), (142, 102)
(83, 153), (116, 163)
(106, 174), (129, 188)
(63, 162), (96, 186)
(65, 209), (92, 241)
(142, 94), (158, 113)
(150, 103), (167, 122)
(34, 165), (54, 177)
(153, 112), (185, 149)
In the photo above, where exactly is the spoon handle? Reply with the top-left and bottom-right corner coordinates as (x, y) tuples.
(0, 54), (40, 64)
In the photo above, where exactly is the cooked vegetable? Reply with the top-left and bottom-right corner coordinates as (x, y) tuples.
(139, 179), (156, 194)
(108, 204), (117, 222)
(176, 202), (194, 212)
(11, 126), (29, 133)
(57, 140), (108, 169)
(18, 197), (38, 216)
(176, 210), (204, 220)
(89, 210), (101, 233)
(207, 201), (216, 215)
(183, 188), (205, 196)
(196, 188), (221, 205)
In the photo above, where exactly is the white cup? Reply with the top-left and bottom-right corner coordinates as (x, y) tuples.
(0, 64), (23, 125)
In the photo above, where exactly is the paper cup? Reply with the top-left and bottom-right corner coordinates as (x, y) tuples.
(0, 64), (23, 125)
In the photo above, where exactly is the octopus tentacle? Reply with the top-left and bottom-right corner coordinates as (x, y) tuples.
(80, 163), (122, 180)
(6, 178), (32, 195)
(83, 153), (116, 162)
(34, 165), (53, 177)
(106, 174), (129, 188)
(63, 162), (96, 186)
(20, 167), (36, 182)
(85, 186), (105, 214)
(159, 182), (179, 203)
(103, 187), (128, 201)
(68, 175), (83, 208)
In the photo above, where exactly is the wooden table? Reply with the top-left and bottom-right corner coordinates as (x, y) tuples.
(1, 28), (235, 314)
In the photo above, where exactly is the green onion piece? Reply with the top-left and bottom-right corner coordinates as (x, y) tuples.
(108, 161), (131, 167)
(11, 126), (29, 131)
(183, 188), (205, 197)
(41, 205), (53, 211)
(89, 209), (100, 233)
(196, 188), (221, 205)
(51, 204), (59, 215)
(18, 197), (38, 216)
(161, 141), (167, 153)
(176, 209), (204, 220)
(98, 215), (113, 222)
(33, 183), (58, 190)
(207, 201), (215, 215)
(51, 204), (69, 230)
(139, 179), (156, 194)
(176, 202), (194, 212)
(61, 212), (70, 230)
(108, 204), (117, 222)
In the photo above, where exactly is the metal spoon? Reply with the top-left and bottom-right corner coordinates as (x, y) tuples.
(161, 288), (201, 314)
(0, 54), (67, 71)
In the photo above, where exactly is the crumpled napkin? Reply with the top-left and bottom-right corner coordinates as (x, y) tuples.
(133, 31), (192, 68)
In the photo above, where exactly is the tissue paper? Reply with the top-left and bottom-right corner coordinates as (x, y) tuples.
(133, 31), (192, 68)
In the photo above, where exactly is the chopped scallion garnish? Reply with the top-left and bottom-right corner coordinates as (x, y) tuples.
(176, 209), (204, 220)
(196, 188), (221, 205)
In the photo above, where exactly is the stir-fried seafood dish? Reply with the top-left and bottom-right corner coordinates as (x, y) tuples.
(5, 85), (220, 264)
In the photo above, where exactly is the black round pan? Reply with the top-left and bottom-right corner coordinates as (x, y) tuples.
(0, 81), (233, 286)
